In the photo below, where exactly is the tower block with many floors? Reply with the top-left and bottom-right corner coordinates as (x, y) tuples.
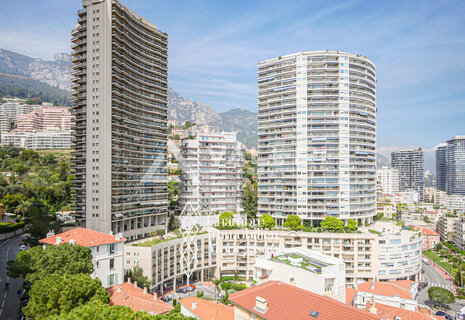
(71, 0), (168, 241)
(257, 51), (377, 226)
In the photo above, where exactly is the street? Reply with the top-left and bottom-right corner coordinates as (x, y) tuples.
(419, 261), (465, 314)
(0, 233), (26, 320)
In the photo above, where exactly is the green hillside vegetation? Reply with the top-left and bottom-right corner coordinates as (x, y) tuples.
(0, 145), (73, 215)
(219, 108), (257, 148)
(0, 75), (71, 106)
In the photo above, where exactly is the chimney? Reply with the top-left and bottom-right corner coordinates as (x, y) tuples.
(128, 278), (131, 284)
(69, 239), (75, 245)
(109, 231), (113, 236)
(116, 233), (121, 241)
(55, 237), (62, 245)
(134, 281), (137, 288)
(117, 286), (122, 293)
(153, 292), (157, 300)
(255, 296), (268, 312)
(192, 302), (197, 310)
(46, 230), (55, 238)
(368, 299), (377, 314)
(371, 283), (375, 291)
(143, 286), (147, 294)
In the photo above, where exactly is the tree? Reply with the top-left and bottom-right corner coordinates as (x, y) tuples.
(7, 243), (93, 283)
(24, 273), (109, 320)
(23, 198), (60, 246)
(14, 199), (32, 217)
(283, 215), (302, 230)
(435, 243), (443, 251)
(125, 266), (151, 290)
(320, 216), (344, 231)
(346, 219), (357, 231)
(243, 182), (258, 219)
(259, 214), (276, 230)
(168, 181), (180, 210)
(168, 214), (180, 232)
(45, 300), (196, 320)
(423, 216), (431, 223)
(427, 287), (455, 304)
(218, 212), (237, 229)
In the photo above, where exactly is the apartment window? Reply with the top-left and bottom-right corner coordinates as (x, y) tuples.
(110, 258), (115, 270)
(108, 243), (116, 254)
(107, 274), (117, 286)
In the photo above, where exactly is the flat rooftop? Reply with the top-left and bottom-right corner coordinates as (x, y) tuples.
(270, 252), (332, 273)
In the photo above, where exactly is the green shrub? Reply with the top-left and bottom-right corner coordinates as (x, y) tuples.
(0, 222), (25, 234)
(428, 287), (455, 304)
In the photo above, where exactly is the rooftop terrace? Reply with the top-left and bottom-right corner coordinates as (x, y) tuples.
(270, 251), (332, 273)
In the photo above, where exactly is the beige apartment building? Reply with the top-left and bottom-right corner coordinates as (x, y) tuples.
(71, 0), (168, 240)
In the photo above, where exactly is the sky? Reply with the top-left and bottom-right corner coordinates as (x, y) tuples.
(0, 0), (464, 162)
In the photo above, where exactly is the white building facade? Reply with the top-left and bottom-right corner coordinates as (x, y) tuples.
(253, 247), (346, 302)
(257, 51), (377, 226)
(179, 127), (245, 215)
(1, 130), (72, 149)
(377, 167), (399, 195)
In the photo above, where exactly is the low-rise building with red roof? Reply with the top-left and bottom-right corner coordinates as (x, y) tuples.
(353, 281), (418, 312)
(107, 281), (173, 316)
(229, 281), (380, 320)
(179, 296), (234, 320)
(414, 227), (440, 250)
(40, 228), (126, 287)
(366, 300), (440, 320)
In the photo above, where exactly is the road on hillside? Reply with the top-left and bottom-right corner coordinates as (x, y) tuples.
(418, 261), (465, 314)
(0, 233), (26, 320)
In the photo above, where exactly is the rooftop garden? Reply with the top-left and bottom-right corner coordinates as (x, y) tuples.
(270, 252), (331, 273)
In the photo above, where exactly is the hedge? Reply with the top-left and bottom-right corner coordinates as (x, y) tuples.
(428, 286), (455, 304)
(0, 222), (25, 234)
(442, 242), (465, 256)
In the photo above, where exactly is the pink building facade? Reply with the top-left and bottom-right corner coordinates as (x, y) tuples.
(415, 227), (440, 250)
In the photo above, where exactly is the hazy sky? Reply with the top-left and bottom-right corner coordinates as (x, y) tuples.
(0, 0), (464, 157)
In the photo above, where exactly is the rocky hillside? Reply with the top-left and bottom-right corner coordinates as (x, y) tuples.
(168, 88), (221, 125)
(168, 88), (257, 148)
(0, 48), (258, 147)
(0, 48), (71, 91)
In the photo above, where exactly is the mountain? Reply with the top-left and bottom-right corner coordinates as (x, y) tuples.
(167, 88), (257, 148)
(0, 48), (71, 91)
(0, 74), (71, 106)
(218, 109), (257, 148)
(168, 87), (221, 125)
(376, 153), (390, 168)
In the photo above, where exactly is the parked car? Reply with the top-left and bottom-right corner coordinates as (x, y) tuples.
(18, 245), (27, 251)
(176, 288), (187, 293)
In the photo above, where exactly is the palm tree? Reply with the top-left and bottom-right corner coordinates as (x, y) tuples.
(14, 200), (31, 218)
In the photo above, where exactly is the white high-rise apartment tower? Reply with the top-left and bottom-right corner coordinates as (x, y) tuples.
(71, 0), (168, 241)
(179, 126), (246, 215)
(257, 51), (377, 226)
(377, 167), (399, 194)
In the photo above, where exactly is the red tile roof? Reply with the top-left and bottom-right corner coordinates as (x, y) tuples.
(179, 296), (234, 320)
(346, 287), (357, 305)
(40, 227), (126, 247)
(414, 227), (439, 236)
(107, 282), (173, 316)
(229, 281), (380, 320)
(367, 301), (440, 320)
(357, 281), (414, 300)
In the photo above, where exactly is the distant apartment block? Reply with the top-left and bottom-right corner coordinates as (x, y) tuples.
(454, 217), (465, 250)
(438, 216), (459, 242)
(377, 166), (399, 195)
(71, 0), (168, 240)
(391, 149), (424, 201)
(1, 130), (72, 149)
(17, 106), (73, 133)
(0, 102), (39, 121)
(436, 136), (465, 195)
(179, 126), (245, 215)
(257, 51), (377, 226)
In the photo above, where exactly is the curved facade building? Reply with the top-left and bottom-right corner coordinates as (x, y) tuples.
(257, 51), (377, 226)
(71, 0), (168, 241)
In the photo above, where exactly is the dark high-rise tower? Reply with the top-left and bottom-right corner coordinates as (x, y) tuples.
(71, 0), (168, 241)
